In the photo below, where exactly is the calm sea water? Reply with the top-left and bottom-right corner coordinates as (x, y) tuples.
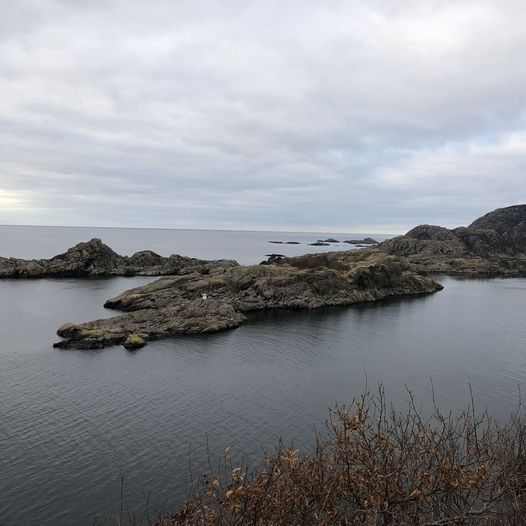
(1, 226), (526, 526)
(0, 225), (389, 265)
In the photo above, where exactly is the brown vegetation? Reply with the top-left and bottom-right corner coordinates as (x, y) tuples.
(156, 388), (526, 525)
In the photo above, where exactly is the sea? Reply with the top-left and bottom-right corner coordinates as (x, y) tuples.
(1, 225), (525, 526)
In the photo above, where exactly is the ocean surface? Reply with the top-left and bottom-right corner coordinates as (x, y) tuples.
(1, 226), (526, 526)
(0, 225), (389, 265)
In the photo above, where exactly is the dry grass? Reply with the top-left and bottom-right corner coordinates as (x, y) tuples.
(154, 386), (526, 526)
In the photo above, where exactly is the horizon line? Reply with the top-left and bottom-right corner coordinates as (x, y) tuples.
(0, 223), (400, 236)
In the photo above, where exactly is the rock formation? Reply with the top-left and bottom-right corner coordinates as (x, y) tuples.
(379, 205), (526, 274)
(55, 299), (246, 350)
(344, 238), (379, 245)
(0, 238), (238, 278)
(54, 249), (442, 350)
(261, 254), (286, 264)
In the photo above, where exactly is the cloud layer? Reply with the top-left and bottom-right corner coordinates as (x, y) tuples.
(1, 0), (526, 232)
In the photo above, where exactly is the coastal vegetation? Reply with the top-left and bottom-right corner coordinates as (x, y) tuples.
(153, 387), (526, 525)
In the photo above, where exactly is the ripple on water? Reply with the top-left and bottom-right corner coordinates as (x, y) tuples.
(1, 276), (526, 525)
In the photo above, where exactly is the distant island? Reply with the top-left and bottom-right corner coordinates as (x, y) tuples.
(0, 239), (238, 279)
(344, 237), (379, 245)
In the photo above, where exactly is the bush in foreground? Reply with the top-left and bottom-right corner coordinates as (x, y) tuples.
(155, 388), (526, 525)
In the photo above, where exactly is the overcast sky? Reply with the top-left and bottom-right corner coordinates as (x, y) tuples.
(1, 0), (525, 233)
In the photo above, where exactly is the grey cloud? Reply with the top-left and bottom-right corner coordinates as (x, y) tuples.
(1, 0), (526, 232)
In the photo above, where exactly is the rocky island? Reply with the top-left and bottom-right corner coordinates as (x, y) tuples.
(54, 249), (442, 350)
(378, 204), (526, 275)
(344, 237), (379, 245)
(0, 238), (237, 278)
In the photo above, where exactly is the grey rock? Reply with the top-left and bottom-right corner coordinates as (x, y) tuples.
(54, 299), (246, 350)
(0, 238), (238, 279)
(343, 237), (379, 245)
(378, 205), (526, 275)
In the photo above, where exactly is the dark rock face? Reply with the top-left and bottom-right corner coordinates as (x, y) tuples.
(54, 249), (442, 350)
(261, 254), (286, 264)
(379, 205), (526, 274)
(467, 205), (526, 254)
(310, 242), (330, 246)
(0, 239), (238, 278)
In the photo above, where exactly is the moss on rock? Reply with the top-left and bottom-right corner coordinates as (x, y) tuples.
(57, 322), (78, 337)
(123, 334), (146, 350)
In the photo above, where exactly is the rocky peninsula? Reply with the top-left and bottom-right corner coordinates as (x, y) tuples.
(378, 205), (526, 275)
(0, 238), (238, 278)
(54, 249), (442, 350)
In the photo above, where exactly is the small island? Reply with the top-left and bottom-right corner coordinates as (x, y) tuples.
(0, 239), (237, 278)
(344, 237), (379, 245)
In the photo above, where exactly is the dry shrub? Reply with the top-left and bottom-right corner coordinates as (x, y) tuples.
(156, 387), (526, 525)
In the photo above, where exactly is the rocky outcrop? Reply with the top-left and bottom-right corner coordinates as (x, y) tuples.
(261, 254), (286, 264)
(379, 205), (526, 274)
(54, 299), (246, 350)
(0, 239), (238, 278)
(344, 238), (379, 245)
(54, 249), (442, 350)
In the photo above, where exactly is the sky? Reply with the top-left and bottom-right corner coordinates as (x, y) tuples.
(1, 0), (526, 234)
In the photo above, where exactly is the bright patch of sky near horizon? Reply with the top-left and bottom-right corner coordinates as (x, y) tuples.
(1, 0), (526, 233)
